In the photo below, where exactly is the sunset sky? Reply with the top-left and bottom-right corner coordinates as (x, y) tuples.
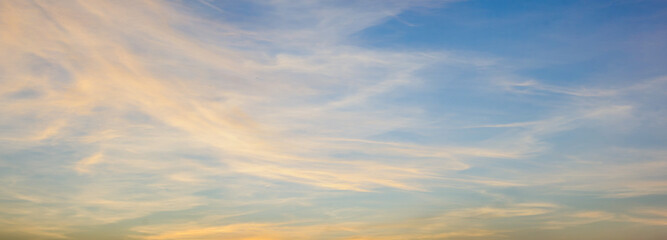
(1, 0), (667, 239)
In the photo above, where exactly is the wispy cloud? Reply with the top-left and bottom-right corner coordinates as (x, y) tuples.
(1, 0), (666, 239)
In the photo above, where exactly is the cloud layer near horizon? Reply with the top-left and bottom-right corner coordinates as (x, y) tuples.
(1, 0), (666, 239)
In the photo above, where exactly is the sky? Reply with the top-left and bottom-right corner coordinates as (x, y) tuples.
(1, 0), (666, 239)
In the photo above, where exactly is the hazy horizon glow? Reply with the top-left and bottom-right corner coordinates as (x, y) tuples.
(1, 0), (666, 239)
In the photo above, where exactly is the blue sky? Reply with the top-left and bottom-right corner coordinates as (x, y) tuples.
(1, 0), (666, 239)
